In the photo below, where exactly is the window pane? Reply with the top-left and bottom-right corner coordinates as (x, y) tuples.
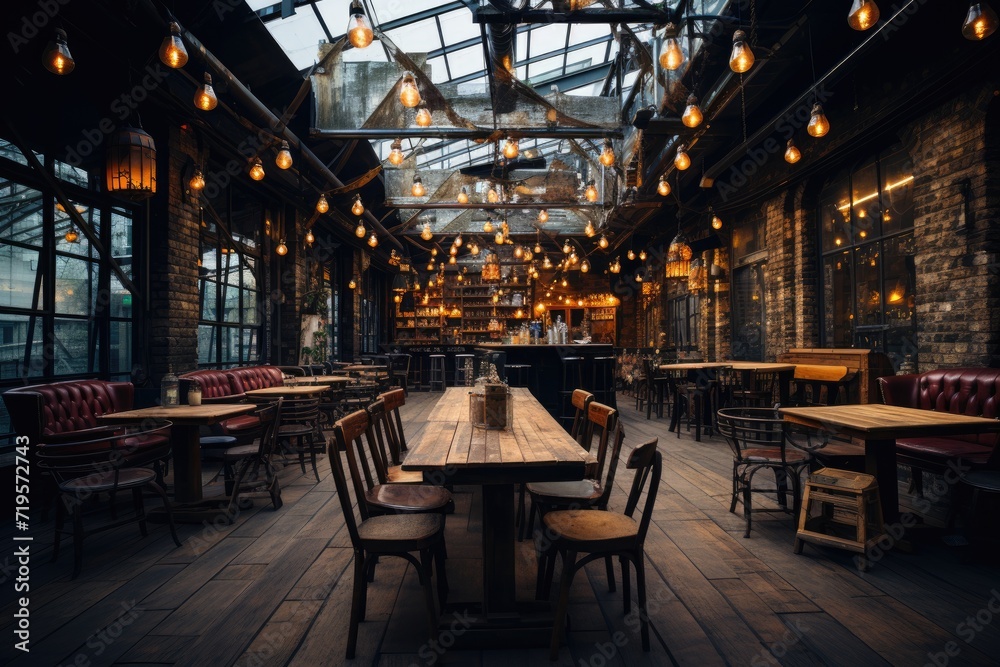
(55, 256), (97, 316)
(201, 280), (218, 320)
(0, 313), (41, 378)
(221, 327), (240, 365)
(0, 139), (28, 166)
(109, 320), (132, 375)
(818, 170), (850, 251)
(55, 200), (97, 257)
(222, 283), (240, 323)
(822, 251), (853, 346)
(880, 147), (914, 236)
(242, 327), (259, 362)
(850, 160), (880, 242)
(198, 324), (216, 365)
(54, 160), (89, 188)
(0, 244), (41, 309)
(242, 290), (259, 325)
(883, 233), (916, 329)
(854, 243), (881, 328)
(0, 182), (44, 246)
(53, 318), (92, 374)
(111, 209), (133, 276)
(109, 274), (133, 318)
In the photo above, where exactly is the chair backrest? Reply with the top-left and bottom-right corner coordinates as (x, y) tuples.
(716, 407), (794, 464)
(250, 398), (283, 459)
(622, 439), (661, 546)
(377, 388), (407, 463)
(584, 402), (617, 480)
(569, 390), (595, 446)
(277, 366), (307, 377)
(364, 399), (397, 477)
(595, 420), (626, 508)
(330, 410), (370, 545)
(279, 396), (321, 423)
(35, 419), (172, 485)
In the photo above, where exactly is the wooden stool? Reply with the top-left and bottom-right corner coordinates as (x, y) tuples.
(794, 467), (884, 571)
(454, 354), (475, 386)
(428, 355), (446, 391)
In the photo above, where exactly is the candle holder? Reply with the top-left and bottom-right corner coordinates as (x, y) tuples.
(469, 383), (512, 430)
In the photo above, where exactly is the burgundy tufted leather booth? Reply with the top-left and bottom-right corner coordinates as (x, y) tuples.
(879, 368), (1000, 477)
(178, 366), (285, 440)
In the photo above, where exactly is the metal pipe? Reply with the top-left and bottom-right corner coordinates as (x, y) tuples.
(309, 127), (623, 140)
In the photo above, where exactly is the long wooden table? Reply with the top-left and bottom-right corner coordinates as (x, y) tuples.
(779, 404), (1000, 524)
(402, 387), (594, 644)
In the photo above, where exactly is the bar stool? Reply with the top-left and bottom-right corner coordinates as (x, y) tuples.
(506, 363), (532, 389)
(454, 354), (475, 386)
(429, 354), (446, 391)
(590, 356), (616, 409)
(558, 356), (584, 430)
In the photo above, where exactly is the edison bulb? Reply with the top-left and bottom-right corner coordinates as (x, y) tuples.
(514, 245), (524, 259)
(711, 214), (723, 230)
(963, 2), (998, 40)
(502, 137), (519, 160)
(275, 239), (288, 256)
(64, 226), (79, 243)
(563, 241), (572, 254)
(305, 229), (315, 244)
(355, 222), (366, 238)
(848, 0), (880, 31)
(248, 157), (265, 181)
(347, 1), (374, 48)
(399, 72), (421, 108)
(495, 231), (505, 245)
(729, 30), (754, 73)
(581, 259), (590, 273)
(275, 140), (293, 169)
(682, 95), (703, 128)
(660, 24), (684, 70)
(368, 232), (378, 248)
(457, 187), (469, 204)
(784, 139), (802, 164)
(159, 22), (188, 69)
(421, 223), (433, 241)
(351, 195), (364, 216)
(189, 169), (205, 192)
(584, 221), (596, 237)
(448, 255), (456, 264)
(538, 209), (548, 223)
(807, 104), (830, 137)
(487, 188), (499, 204)
(598, 235), (609, 249)
(411, 176), (426, 197)
(543, 255), (552, 269)
(483, 219), (494, 233)
(657, 175), (671, 196)
(470, 243), (480, 256)
(388, 139), (404, 166)
(639, 250), (647, 261)
(415, 106), (432, 127)
(585, 181), (599, 202)
(194, 73), (218, 111)
(599, 140), (615, 167)
(561, 277), (568, 287)
(449, 245), (458, 256)
(454, 233), (463, 247)
(316, 194), (329, 213)
(674, 145), (691, 170)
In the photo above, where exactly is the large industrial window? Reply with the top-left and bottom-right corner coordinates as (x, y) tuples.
(818, 145), (915, 362)
(0, 139), (136, 444)
(668, 295), (700, 351)
(197, 185), (263, 367)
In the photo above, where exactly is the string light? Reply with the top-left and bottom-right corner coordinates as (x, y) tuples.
(194, 73), (218, 111)
(580, 259), (590, 273)
(248, 156), (265, 181)
(962, 2), (998, 39)
(420, 223), (433, 241)
(538, 209), (548, 223)
(598, 234), (609, 249)
(275, 239), (288, 256)
(411, 175), (426, 197)
(534, 242), (542, 254)
(368, 232), (378, 248)
(457, 187), (469, 204)
(584, 180), (599, 202)
(483, 219), (494, 233)
(848, 0), (881, 30)
(502, 137), (519, 160)
(729, 30), (755, 73)
(784, 139), (802, 164)
(584, 220), (596, 237)
(399, 72), (421, 108)
(628, 250), (636, 261)
(681, 95), (703, 128)
(449, 245), (458, 256)
(351, 195), (365, 216)
(660, 22), (684, 70)
(657, 174), (671, 196)
(388, 139), (404, 166)
(415, 105), (432, 127)
(711, 212), (723, 230)
(158, 22), (188, 68)
(454, 233), (463, 247)
(495, 231), (505, 245)
(347, 0), (374, 49)
(348, 276), (357, 290)
(639, 250), (647, 261)
(563, 240), (572, 254)
(487, 187), (499, 204)
(64, 224), (79, 243)
(599, 140), (615, 167)
(305, 229), (315, 244)
(355, 221), (366, 238)
(807, 104), (830, 137)
(275, 140), (293, 169)
(316, 194), (329, 213)
(674, 144), (691, 170)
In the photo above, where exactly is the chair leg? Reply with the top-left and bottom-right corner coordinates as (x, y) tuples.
(605, 555), (616, 593)
(635, 553), (650, 651)
(52, 493), (66, 563)
(620, 555), (631, 615)
(132, 487), (148, 537)
(434, 542), (449, 607)
(419, 549), (439, 641)
(149, 481), (182, 547)
(516, 485), (526, 542)
(730, 462), (740, 513)
(550, 550), (577, 661)
(71, 502), (85, 579)
(743, 479), (753, 538)
(346, 551), (366, 659)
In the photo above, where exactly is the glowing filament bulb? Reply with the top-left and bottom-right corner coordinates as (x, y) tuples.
(399, 72), (421, 108)
(660, 23), (684, 70)
(483, 219), (494, 233)
(784, 139), (802, 164)
(807, 104), (830, 137)
(275, 140), (293, 169)
(368, 232), (378, 248)
(495, 231), (505, 245)
(657, 174), (671, 196)
(848, 0), (881, 31)
(411, 176), (426, 197)
(682, 95), (703, 128)
(584, 221), (596, 237)
(305, 229), (315, 244)
(454, 233), (463, 247)
(585, 181), (599, 202)
(580, 259), (590, 273)
(503, 137), (519, 160)
(194, 72), (219, 111)
(729, 29), (755, 73)
(674, 145), (691, 170)
(415, 105), (432, 127)
(487, 188), (499, 204)
(963, 2), (998, 40)
(538, 209), (548, 223)
(599, 140), (615, 167)
(598, 235), (609, 249)
(449, 245), (458, 256)
(189, 168), (205, 192)
(347, 0), (374, 49)
(64, 225), (79, 243)
(388, 139), (404, 166)
(563, 240), (572, 254)
(316, 194), (329, 213)
(275, 239), (288, 256)
(639, 250), (647, 261)
(159, 22), (188, 69)
(355, 222), (366, 238)
(351, 195), (365, 216)
(420, 223), (433, 241)
(248, 156), (265, 181)
(457, 187), (469, 204)
(711, 214), (723, 230)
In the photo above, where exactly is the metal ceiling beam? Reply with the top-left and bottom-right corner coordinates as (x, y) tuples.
(310, 128), (623, 140)
(388, 202), (606, 210)
(531, 62), (613, 94)
(475, 7), (671, 24)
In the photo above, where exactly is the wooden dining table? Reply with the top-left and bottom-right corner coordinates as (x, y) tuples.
(779, 404), (1000, 524)
(402, 387), (594, 644)
(245, 384), (330, 397)
(286, 375), (353, 385)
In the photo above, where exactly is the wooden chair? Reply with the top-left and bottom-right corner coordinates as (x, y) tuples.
(328, 420), (448, 659)
(716, 408), (813, 537)
(388, 354), (412, 395)
(721, 369), (779, 409)
(536, 439), (661, 660)
(221, 399), (284, 517)
(335, 408), (452, 516)
(377, 388), (410, 464)
(642, 358), (669, 419)
(277, 397), (324, 482)
(366, 398), (423, 484)
(36, 420), (182, 578)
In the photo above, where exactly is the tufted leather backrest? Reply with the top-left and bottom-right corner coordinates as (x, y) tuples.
(3, 380), (134, 443)
(879, 368), (1000, 445)
(226, 366), (284, 394)
(179, 370), (234, 400)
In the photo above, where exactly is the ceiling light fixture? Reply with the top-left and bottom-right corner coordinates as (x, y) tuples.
(248, 156), (265, 181)
(729, 29), (755, 73)
(674, 144), (691, 170)
(399, 72), (421, 108)
(660, 23), (684, 70)
(807, 104), (830, 137)
(316, 193), (329, 213)
(194, 73), (218, 111)
(351, 194), (365, 216)
(599, 140), (616, 167)
(347, 0), (374, 49)
(963, 2), (998, 39)
(682, 95), (703, 128)
(848, 0), (881, 30)
(538, 209), (548, 223)
(411, 175), (426, 197)
(275, 140), (293, 169)
(158, 22), (188, 68)
(784, 139), (802, 164)
(388, 138), (404, 166)
(657, 174), (671, 196)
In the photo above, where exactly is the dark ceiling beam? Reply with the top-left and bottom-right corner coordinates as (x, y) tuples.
(388, 202), (607, 210)
(310, 127), (623, 140)
(485, 1), (519, 114)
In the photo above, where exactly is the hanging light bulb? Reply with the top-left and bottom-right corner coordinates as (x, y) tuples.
(563, 240), (572, 254)
(420, 223), (433, 241)
(569, 251), (578, 265)
(347, 0), (374, 48)
(659, 23), (684, 70)
(628, 249), (636, 261)
(431, 248), (438, 257)
(454, 233), (463, 247)
(584, 220), (596, 237)
(189, 168), (205, 192)
(610, 258), (621, 274)
(427, 261), (435, 271)
(316, 193), (329, 213)
(711, 212), (723, 230)
(538, 209), (549, 224)
(194, 73), (218, 111)
(348, 276), (357, 290)
(533, 242), (542, 254)
(807, 104), (830, 137)
(43, 27), (75, 75)
(543, 255), (552, 269)
(275, 239), (288, 256)
(503, 137), (519, 160)
(355, 221), (366, 238)
(682, 95), (703, 128)
(275, 140), (293, 169)
(580, 259), (591, 273)
(64, 224), (79, 243)
(415, 105), (432, 127)
(305, 228), (315, 244)
(248, 156), (265, 181)
(848, 0), (881, 30)
(729, 29), (755, 73)
(674, 144), (691, 170)
(639, 250), (647, 261)
(388, 138), (404, 166)
(411, 175), (426, 197)
(635, 272), (643, 283)
(963, 2), (998, 39)
(351, 195), (365, 216)
(448, 255), (456, 264)
(561, 276), (568, 287)
(368, 232), (379, 248)
(784, 139), (802, 164)
(599, 140), (616, 167)
(483, 219), (494, 233)
(657, 174), (671, 197)
(584, 180), (599, 202)
(457, 187), (469, 204)
(158, 22), (188, 69)
(399, 72), (421, 108)
(470, 242), (480, 256)
(449, 245), (458, 256)
(513, 245), (524, 259)
(598, 234), (609, 249)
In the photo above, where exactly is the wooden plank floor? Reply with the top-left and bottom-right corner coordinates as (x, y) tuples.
(3, 391), (1000, 666)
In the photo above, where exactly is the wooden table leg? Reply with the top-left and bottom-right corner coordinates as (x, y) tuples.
(865, 437), (899, 525)
(482, 483), (516, 617)
(170, 424), (203, 504)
